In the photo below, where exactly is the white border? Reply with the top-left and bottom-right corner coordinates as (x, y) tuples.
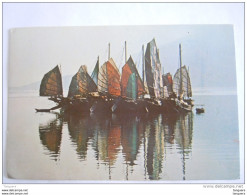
(2, 2), (245, 193)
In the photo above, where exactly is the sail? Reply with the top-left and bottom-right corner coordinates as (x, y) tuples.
(145, 39), (163, 99)
(40, 65), (63, 96)
(98, 58), (121, 96)
(162, 73), (173, 95)
(68, 65), (97, 98)
(91, 58), (99, 88)
(121, 56), (145, 99)
(126, 73), (137, 100)
(173, 66), (192, 98)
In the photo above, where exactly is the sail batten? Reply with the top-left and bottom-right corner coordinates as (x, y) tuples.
(145, 39), (163, 99)
(173, 65), (192, 98)
(68, 65), (97, 98)
(98, 58), (121, 96)
(40, 65), (63, 97)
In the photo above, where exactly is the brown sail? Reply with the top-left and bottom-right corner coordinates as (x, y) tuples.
(68, 65), (97, 98)
(40, 65), (63, 96)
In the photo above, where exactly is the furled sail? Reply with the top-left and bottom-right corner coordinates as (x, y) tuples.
(121, 56), (145, 100)
(145, 39), (163, 99)
(173, 65), (192, 98)
(162, 73), (173, 95)
(68, 65), (97, 98)
(40, 65), (63, 96)
(98, 58), (121, 96)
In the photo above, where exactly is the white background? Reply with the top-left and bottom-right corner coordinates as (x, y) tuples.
(2, 2), (245, 195)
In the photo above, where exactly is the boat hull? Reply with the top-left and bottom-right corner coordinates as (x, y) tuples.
(112, 98), (148, 114)
(161, 98), (178, 113)
(196, 108), (205, 114)
(145, 98), (162, 113)
(90, 97), (114, 114)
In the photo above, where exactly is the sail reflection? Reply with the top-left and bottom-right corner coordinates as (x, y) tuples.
(67, 114), (94, 160)
(38, 111), (193, 180)
(144, 114), (165, 180)
(174, 112), (194, 180)
(39, 113), (63, 161)
(96, 116), (121, 166)
(121, 115), (143, 166)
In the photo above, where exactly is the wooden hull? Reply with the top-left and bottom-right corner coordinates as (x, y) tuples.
(196, 108), (205, 114)
(161, 98), (179, 113)
(175, 100), (192, 112)
(39, 95), (194, 115)
(145, 98), (162, 113)
(112, 98), (148, 114)
(184, 99), (194, 107)
(90, 97), (114, 114)
(35, 108), (51, 112)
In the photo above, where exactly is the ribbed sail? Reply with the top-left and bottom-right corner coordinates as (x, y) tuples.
(98, 62), (108, 94)
(91, 59), (99, 89)
(68, 65), (97, 98)
(98, 58), (121, 96)
(173, 66), (192, 98)
(121, 56), (145, 99)
(145, 39), (163, 99)
(40, 65), (63, 96)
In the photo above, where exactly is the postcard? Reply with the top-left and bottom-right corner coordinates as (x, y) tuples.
(6, 25), (240, 181)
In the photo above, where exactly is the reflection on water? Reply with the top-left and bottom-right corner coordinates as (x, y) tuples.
(39, 113), (63, 161)
(38, 111), (193, 180)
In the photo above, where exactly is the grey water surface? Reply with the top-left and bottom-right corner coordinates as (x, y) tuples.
(6, 92), (239, 181)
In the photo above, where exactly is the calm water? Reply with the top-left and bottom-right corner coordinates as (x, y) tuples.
(6, 92), (240, 181)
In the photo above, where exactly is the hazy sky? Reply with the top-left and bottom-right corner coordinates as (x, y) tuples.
(8, 25), (236, 91)
(3, 2), (244, 185)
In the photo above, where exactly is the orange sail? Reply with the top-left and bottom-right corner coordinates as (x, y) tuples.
(98, 58), (121, 97)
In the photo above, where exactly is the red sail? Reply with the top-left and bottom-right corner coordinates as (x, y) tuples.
(121, 63), (132, 98)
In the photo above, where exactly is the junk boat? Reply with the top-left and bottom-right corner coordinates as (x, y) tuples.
(172, 44), (194, 112)
(66, 65), (97, 113)
(36, 65), (66, 112)
(90, 46), (122, 114)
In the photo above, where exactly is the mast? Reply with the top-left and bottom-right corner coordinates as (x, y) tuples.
(125, 41), (127, 64)
(187, 66), (189, 98)
(179, 44), (183, 97)
(108, 43), (110, 60)
(142, 45), (145, 84)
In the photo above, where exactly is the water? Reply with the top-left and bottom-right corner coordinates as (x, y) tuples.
(6, 92), (240, 181)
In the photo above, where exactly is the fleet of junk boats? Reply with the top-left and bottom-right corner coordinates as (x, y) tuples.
(36, 38), (204, 114)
